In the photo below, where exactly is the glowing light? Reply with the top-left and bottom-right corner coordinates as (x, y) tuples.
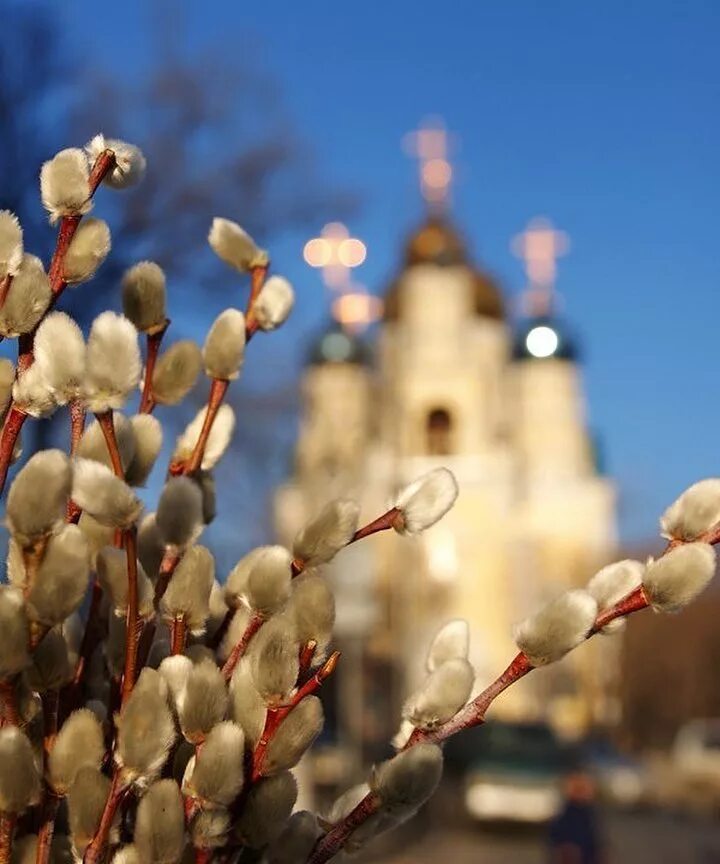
(426, 528), (458, 583)
(337, 238), (367, 267)
(303, 238), (332, 267)
(525, 325), (559, 358)
(422, 158), (452, 190)
(404, 118), (454, 209)
(332, 291), (383, 332)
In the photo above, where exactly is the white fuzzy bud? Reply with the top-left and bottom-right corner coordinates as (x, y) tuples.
(402, 658), (474, 729)
(184, 721), (244, 808)
(49, 709), (104, 794)
(0, 253), (51, 337)
(203, 308), (246, 380)
(125, 414), (163, 486)
(292, 498), (360, 567)
(137, 513), (165, 581)
(12, 363), (55, 418)
(116, 669), (176, 783)
(0, 210), (23, 278)
(71, 458), (142, 528)
(371, 744), (443, 818)
(6, 449), (71, 546)
(63, 218), (111, 284)
(121, 261), (167, 333)
(0, 727), (42, 812)
(394, 468), (458, 534)
(229, 660), (267, 747)
(156, 476), (204, 549)
(190, 810), (230, 850)
(234, 771), (297, 848)
(86, 134), (146, 189)
(151, 340), (202, 405)
(25, 628), (73, 692)
(660, 479), (720, 541)
(68, 767), (111, 854)
(263, 696), (324, 776)
(643, 542), (716, 613)
(426, 619), (469, 672)
(290, 573), (335, 663)
(0, 587), (30, 678)
(161, 545), (215, 634)
(176, 662), (228, 743)
(245, 545), (292, 616)
(514, 589), (598, 666)
(587, 559), (645, 634)
(24, 524), (90, 626)
(134, 780), (184, 864)
(157, 655), (193, 705)
(84, 311), (141, 413)
(40, 148), (91, 223)
(252, 276), (294, 331)
(33, 312), (86, 404)
(266, 811), (321, 864)
(0, 359), (13, 417)
(249, 616), (299, 705)
(173, 403), (235, 471)
(77, 412), (136, 473)
(224, 547), (266, 609)
(208, 217), (268, 272)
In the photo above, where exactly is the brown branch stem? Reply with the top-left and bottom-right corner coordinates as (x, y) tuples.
(0, 679), (20, 727)
(120, 526), (141, 706)
(307, 793), (381, 864)
(0, 405), (27, 496)
(69, 398), (86, 457)
(184, 378), (229, 475)
(139, 321), (169, 414)
(170, 615), (188, 656)
(221, 612), (265, 681)
(0, 812), (16, 864)
(95, 410), (124, 477)
(34, 792), (60, 864)
(82, 770), (128, 864)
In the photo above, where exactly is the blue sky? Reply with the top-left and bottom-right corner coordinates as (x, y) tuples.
(63, 1), (720, 544)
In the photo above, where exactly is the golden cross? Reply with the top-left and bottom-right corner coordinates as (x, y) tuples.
(303, 222), (367, 290)
(511, 217), (570, 315)
(403, 118), (453, 211)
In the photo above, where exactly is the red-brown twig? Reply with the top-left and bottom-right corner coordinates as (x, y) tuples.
(252, 652), (339, 781)
(298, 640), (318, 680)
(120, 526), (141, 706)
(182, 378), (229, 476)
(139, 320), (170, 414)
(194, 849), (213, 864)
(82, 770), (128, 864)
(0, 405), (27, 496)
(244, 264), (267, 328)
(153, 549), (182, 608)
(0, 679), (20, 727)
(35, 791), (60, 864)
(69, 398), (86, 456)
(307, 793), (381, 864)
(170, 615), (188, 656)
(0, 812), (16, 864)
(95, 410), (124, 477)
(0, 275), (12, 309)
(221, 612), (265, 681)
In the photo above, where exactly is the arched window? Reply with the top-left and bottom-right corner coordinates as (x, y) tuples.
(426, 407), (453, 455)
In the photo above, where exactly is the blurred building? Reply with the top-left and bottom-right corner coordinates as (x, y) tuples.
(275, 141), (618, 758)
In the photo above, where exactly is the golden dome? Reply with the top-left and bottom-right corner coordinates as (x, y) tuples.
(384, 216), (505, 320)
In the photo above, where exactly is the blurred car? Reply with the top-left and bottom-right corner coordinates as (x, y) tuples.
(580, 733), (649, 809)
(454, 720), (567, 824)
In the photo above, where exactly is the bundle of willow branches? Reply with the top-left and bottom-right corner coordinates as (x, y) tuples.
(0, 136), (717, 864)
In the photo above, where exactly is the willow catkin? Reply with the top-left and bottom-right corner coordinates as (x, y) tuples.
(234, 771), (298, 848)
(176, 661), (228, 743)
(134, 779), (185, 864)
(24, 524), (90, 626)
(25, 629), (73, 692)
(0, 727), (42, 812)
(116, 669), (176, 783)
(203, 308), (246, 380)
(155, 477), (204, 549)
(161, 545), (215, 634)
(121, 261), (167, 333)
(49, 709), (105, 794)
(67, 767), (112, 854)
(249, 615), (299, 705)
(0, 253), (51, 337)
(125, 414), (163, 486)
(77, 412), (136, 473)
(262, 696), (324, 776)
(71, 458), (142, 529)
(0, 586), (30, 678)
(6, 449), (72, 547)
(184, 721), (244, 807)
(63, 218), (111, 284)
(96, 546), (154, 619)
(151, 340), (202, 406)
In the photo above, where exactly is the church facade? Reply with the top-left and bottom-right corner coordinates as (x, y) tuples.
(275, 214), (618, 748)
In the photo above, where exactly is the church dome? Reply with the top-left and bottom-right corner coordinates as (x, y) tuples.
(512, 315), (579, 362)
(384, 216), (505, 321)
(307, 321), (373, 367)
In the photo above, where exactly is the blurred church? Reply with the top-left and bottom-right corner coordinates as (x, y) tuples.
(274, 121), (618, 761)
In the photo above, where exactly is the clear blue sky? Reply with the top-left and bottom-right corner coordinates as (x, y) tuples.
(64, 0), (720, 544)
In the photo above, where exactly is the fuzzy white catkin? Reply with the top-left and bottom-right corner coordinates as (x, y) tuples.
(134, 779), (185, 864)
(161, 545), (215, 634)
(12, 363), (55, 418)
(84, 311), (142, 412)
(514, 589), (598, 666)
(174, 403), (235, 471)
(0, 253), (51, 337)
(0, 586), (30, 678)
(68, 767), (112, 853)
(252, 275), (294, 331)
(426, 619), (469, 672)
(33, 312), (86, 404)
(24, 524), (90, 626)
(26, 629), (72, 693)
(402, 658), (474, 729)
(185, 721), (244, 807)
(660, 479), (720, 542)
(6, 449), (72, 546)
(292, 499), (360, 567)
(0, 210), (23, 278)
(49, 709), (104, 794)
(86, 134), (146, 189)
(0, 727), (42, 812)
(208, 217), (268, 272)
(224, 546), (267, 608)
(586, 559), (645, 634)
(642, 542), (716, 613)
(71, 458), (143, 529)
(245, 545), (292, 615)
(96, 546), (154, 618)
(156, 476), (204, 549)
(230, 660), (267, 747)
(203, 308), (246, 380)
(151, 340), (202, 405)
(266, 811), (321, 864)
(125, 414), (163, 486)
(40, 148), (91, 223)
(371, 744), (443, 816)
(249, 616), (299, 705)
(177, 662), (229, 743)
(158, 655), (193, 706)
(63, 218), (111, 284)
(191, 810), (230, 850)
(263, 696), (324, 776)
(394, 467), (459, 534)
(234, 771), (298, 848)
(116, 669), (176, 783)
(122, 261), (167, 333)
(290, 573), (335, 662)
(0, 358), (13, 416)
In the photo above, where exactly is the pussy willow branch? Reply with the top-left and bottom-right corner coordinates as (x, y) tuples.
(170, 615), (188, 656)
(36, 690), (60, 864)
(0, 407), (28, 496)
(120, 526), (141, 706)
(139, 320), (170, 414)
(221, 611), (265, 681)
(184, 378), (229, 475)
(0, 679), (20, 727)
(0, 812), (16, 864)
(95, 410), (124, 477)
(82, 770), (128, 864)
